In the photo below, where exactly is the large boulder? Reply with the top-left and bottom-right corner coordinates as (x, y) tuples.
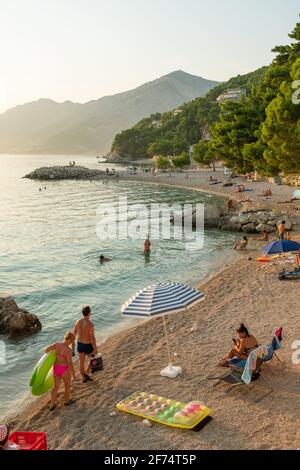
(242, 223), (257, 234)
(220, 222), (242, 232)
(256, 223), (276, 233)
(0, 297), (42, 338)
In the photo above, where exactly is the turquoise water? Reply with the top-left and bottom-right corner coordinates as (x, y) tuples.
(0, 154), (237, 418)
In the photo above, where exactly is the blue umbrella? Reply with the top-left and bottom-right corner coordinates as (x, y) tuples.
(121, 282), (204, 318)
(121, 282), (205, 377)
(293, 189), (300, 200)
(262, 239), (300, 255)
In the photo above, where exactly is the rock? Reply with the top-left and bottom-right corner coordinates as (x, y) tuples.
(237, 214), (251, 225)
(257, 212), (270, 224)
(256, 224), (276, 233)
(267, 220), (278, 226)
(220, 222), (242, 232)
(248, 213), (259, 224)
(204, 217), (220, 228)
(24, 166), (107, 181)
(242, 223), (257, 234)
(0, 297), (42, 338)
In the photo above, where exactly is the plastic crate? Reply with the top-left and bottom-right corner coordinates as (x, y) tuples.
(9, 432), (48, 450)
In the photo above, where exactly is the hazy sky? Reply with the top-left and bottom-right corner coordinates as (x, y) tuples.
(0, 0), (299, 113)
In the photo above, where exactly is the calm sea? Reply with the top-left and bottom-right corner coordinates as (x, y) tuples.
(0, 154), (237, 418)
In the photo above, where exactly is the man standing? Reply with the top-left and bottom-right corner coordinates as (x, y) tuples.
(74, 306), (97, 383)
(227, 199), (234, 213)
(278, 221), (286, 240)
(144, 235), (151, 254)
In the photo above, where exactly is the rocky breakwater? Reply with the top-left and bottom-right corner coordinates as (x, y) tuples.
(218, 209), (297, 234)
(0, 297), (42, 338)
(24, 166), (106, 181)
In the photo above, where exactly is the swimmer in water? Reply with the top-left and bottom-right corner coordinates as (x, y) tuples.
(99, 255), (112, 264)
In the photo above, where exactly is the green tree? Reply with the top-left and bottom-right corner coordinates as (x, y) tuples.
(261, 57), (300, 173)
(156, 156), (171, 169)
(147, 139), (173, 157)
(209, 98), (263, 173)
(193, 140), (217, 171)
(172, 151), (191, 168)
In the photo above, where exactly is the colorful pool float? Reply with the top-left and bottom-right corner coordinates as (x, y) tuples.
(116, 392), (211, 429)
(30, 351), (55, 396)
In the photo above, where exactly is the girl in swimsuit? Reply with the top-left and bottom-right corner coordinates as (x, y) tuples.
(45, 331), (76, 411)
(219, 323), (259, 367)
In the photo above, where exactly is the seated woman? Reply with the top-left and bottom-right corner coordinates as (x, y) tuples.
(219, 323), (259, 368)
(44, 331), (76, 411)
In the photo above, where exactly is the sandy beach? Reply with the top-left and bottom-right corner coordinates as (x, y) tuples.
(116, 168), (300, 218)
(8, 170), (300, 450)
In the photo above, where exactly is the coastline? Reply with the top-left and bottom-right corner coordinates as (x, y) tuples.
(5, 171), (300, 450)
(9, 251), (300, 450)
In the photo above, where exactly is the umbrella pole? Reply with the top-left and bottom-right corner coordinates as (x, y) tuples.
(163, 316), (172, 366)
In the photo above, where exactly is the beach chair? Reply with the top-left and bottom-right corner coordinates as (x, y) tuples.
(263, 328), (286, 373)
(202, 347), (273, 402)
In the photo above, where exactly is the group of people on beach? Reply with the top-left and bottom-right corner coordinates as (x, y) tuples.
(44, 305), (97, 411)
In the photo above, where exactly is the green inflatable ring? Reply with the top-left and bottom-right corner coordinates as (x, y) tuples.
(30, 351), (56, 396)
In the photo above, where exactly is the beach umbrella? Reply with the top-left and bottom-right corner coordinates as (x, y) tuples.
(262, 239), (300, 255)
(121, 282), (205, 378)
(293, 189), (300, 200)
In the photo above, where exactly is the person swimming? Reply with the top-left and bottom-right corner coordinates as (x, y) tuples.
(44, 331), (76, 411)
(233, 236), (248, 250)
(99, 255), (112, 264)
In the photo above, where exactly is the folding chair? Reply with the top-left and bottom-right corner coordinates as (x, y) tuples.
(202, 348), (273, 402)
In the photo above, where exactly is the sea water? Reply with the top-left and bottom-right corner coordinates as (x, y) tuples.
(0, 154), (237, 418)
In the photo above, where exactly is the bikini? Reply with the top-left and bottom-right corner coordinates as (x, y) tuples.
(53, 350), (69, 377)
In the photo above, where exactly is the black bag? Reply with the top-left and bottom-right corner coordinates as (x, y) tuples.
(90, 354), (103, 374)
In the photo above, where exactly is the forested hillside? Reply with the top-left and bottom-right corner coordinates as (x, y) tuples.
(112, 16), (300, 176)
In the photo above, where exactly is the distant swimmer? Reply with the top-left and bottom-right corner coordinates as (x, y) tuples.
(144, 236), (151, 254)
(99, 255), (112, 264)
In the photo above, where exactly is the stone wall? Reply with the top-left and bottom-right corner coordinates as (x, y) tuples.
(218, 210), (297, 234)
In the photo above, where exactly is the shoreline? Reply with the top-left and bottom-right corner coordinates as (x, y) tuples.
(5, 171), (300, 449)
(9, 250), (300, 450)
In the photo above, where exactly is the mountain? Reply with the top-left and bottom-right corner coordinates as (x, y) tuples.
(111, 68), (267, 161)
(0, 71), (220, 155)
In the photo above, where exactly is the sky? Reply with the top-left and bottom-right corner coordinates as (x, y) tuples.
(0, 0), (299, 113)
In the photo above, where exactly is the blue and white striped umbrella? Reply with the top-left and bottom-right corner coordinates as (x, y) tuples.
(121, 282), (205, 319)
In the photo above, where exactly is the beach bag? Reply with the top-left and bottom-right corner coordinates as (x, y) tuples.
(89, 354), (103, 374)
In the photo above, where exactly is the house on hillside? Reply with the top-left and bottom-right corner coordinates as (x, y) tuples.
(216, 88), (246, 104)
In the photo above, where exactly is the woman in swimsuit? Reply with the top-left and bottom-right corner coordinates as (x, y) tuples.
(219, 323), (259, 367)
(44, 331), (76, 411)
